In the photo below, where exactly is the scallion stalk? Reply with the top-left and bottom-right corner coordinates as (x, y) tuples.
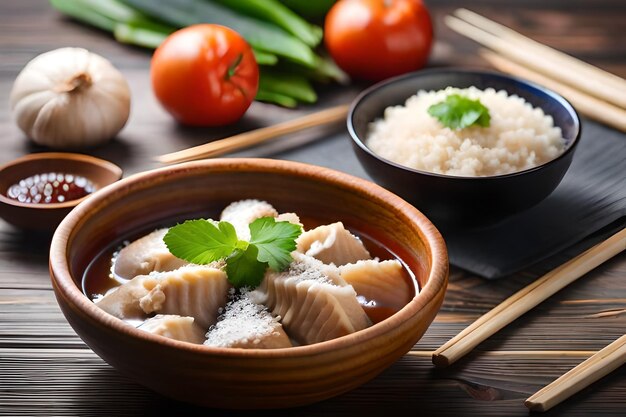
(121, 0), (318, 67)
(215, 0), (322, 47)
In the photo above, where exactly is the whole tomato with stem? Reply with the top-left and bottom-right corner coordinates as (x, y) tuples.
(324, 0), (433, 82)
(151, 24), (259, 126)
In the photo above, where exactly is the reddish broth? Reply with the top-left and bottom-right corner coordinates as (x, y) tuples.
(82, 216), (418, 325)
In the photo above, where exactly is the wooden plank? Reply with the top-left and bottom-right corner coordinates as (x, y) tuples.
(0, 0), (624, 415)
(0, 348), (624, 416)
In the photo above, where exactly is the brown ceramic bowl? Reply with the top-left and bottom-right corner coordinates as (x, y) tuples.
(49, 158), (448, 409)
(0, 153), (122, 231)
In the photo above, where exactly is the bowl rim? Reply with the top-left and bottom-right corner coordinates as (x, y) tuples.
(347, 67), (582, 181)
(49, 158), (448, 358)
(0, 152), (123, 209)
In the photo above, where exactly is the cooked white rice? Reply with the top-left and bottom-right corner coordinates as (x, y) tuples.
(366, 86), (565, 177)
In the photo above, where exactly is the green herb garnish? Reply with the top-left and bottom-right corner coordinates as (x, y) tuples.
(427, 94), (491, 129)
(225, 244), (267, 288)
(163, 217), (302, 288)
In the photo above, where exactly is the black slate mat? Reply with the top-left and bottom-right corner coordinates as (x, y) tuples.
(236, 118), (625, 279)
(444, 120), (625, 278)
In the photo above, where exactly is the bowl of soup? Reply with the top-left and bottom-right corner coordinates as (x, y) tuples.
(49, 158), (448, 409)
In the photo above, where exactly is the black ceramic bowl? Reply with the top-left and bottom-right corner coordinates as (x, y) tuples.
(348, 69), (581, 229)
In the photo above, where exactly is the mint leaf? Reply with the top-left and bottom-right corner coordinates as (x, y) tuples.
(249, 217), (302, 271)
(427, 94), (491, 129)
(163, 219), (238, 264)
(225, 244), (268, 288)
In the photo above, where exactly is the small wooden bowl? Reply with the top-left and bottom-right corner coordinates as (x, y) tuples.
(0, 153), (122, 231)
(49, 159), (448, 409)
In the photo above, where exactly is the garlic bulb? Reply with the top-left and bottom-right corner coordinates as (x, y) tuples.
(10, 47), (131, 148)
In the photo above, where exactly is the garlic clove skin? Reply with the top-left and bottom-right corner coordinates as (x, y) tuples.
(10, 47), (131, 148)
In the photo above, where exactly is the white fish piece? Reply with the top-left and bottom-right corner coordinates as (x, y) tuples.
(139, 315), (206, 344)
(96, 265), (230, 329)
(275, 212), (302, 227)
(220, 200), (302, 240)
(339, 259), (413, 313)
(113, 228), (187, 280)
(296, 222), (371, 266)
(153, 265), (231, 329)
(251, 254), (370, 345)
(95, 275), (164, 320)
(204, 293), (292, 349)
(220, 199), (278, 240)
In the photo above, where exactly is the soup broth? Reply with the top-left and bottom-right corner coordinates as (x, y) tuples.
(83, 215), (418, 325)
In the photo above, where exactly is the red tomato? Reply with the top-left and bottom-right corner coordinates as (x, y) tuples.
(151, 24), (259, 126)
(324, 0), (433, 82)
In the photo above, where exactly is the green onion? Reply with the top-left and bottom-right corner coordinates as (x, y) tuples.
(50, 0), (117, 31)
(50, 0), (335, 107)
(259, 71), (317, 104)
(312, 55), (349, 83)
(120, 0), (318, 67)
(279, 0), (337, 20)
(113, 23), (170, 48)
(216, 0), (322, 47)
(279, 55), (348, 84)
(253, 50), (278, 66)
(255, 89), (298, 108)
(77, 0), (148, 23)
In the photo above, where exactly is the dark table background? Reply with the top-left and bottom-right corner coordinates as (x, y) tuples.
(1, 0), (625, 415)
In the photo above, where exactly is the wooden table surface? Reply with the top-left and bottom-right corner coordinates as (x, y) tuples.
(1, 0), (625, 415)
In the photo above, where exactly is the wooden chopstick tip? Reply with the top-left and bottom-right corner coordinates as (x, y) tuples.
(443, 14), (461, 28)
(524, 399), (546, 412)
(154, 155), (170, 164)
(431, 352), (451, 368)
(154, 155), (180, 165)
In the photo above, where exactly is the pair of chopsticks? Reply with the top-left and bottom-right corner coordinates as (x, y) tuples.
(440, 14), (626, 406)
(157, 104), (349, 164)
(445, 9), (626, 132)
(433, 227), (626, 411)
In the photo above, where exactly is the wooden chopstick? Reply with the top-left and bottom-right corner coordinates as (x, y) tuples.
(525, 334), (626, 412)
(409, 350), (598, 359)
(444, 14), (626, 109)
(432, 228), (626, 367)
(156, 104), (349, 164)
(453, 8), (626, 94)
(481, 50), (626, 132)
